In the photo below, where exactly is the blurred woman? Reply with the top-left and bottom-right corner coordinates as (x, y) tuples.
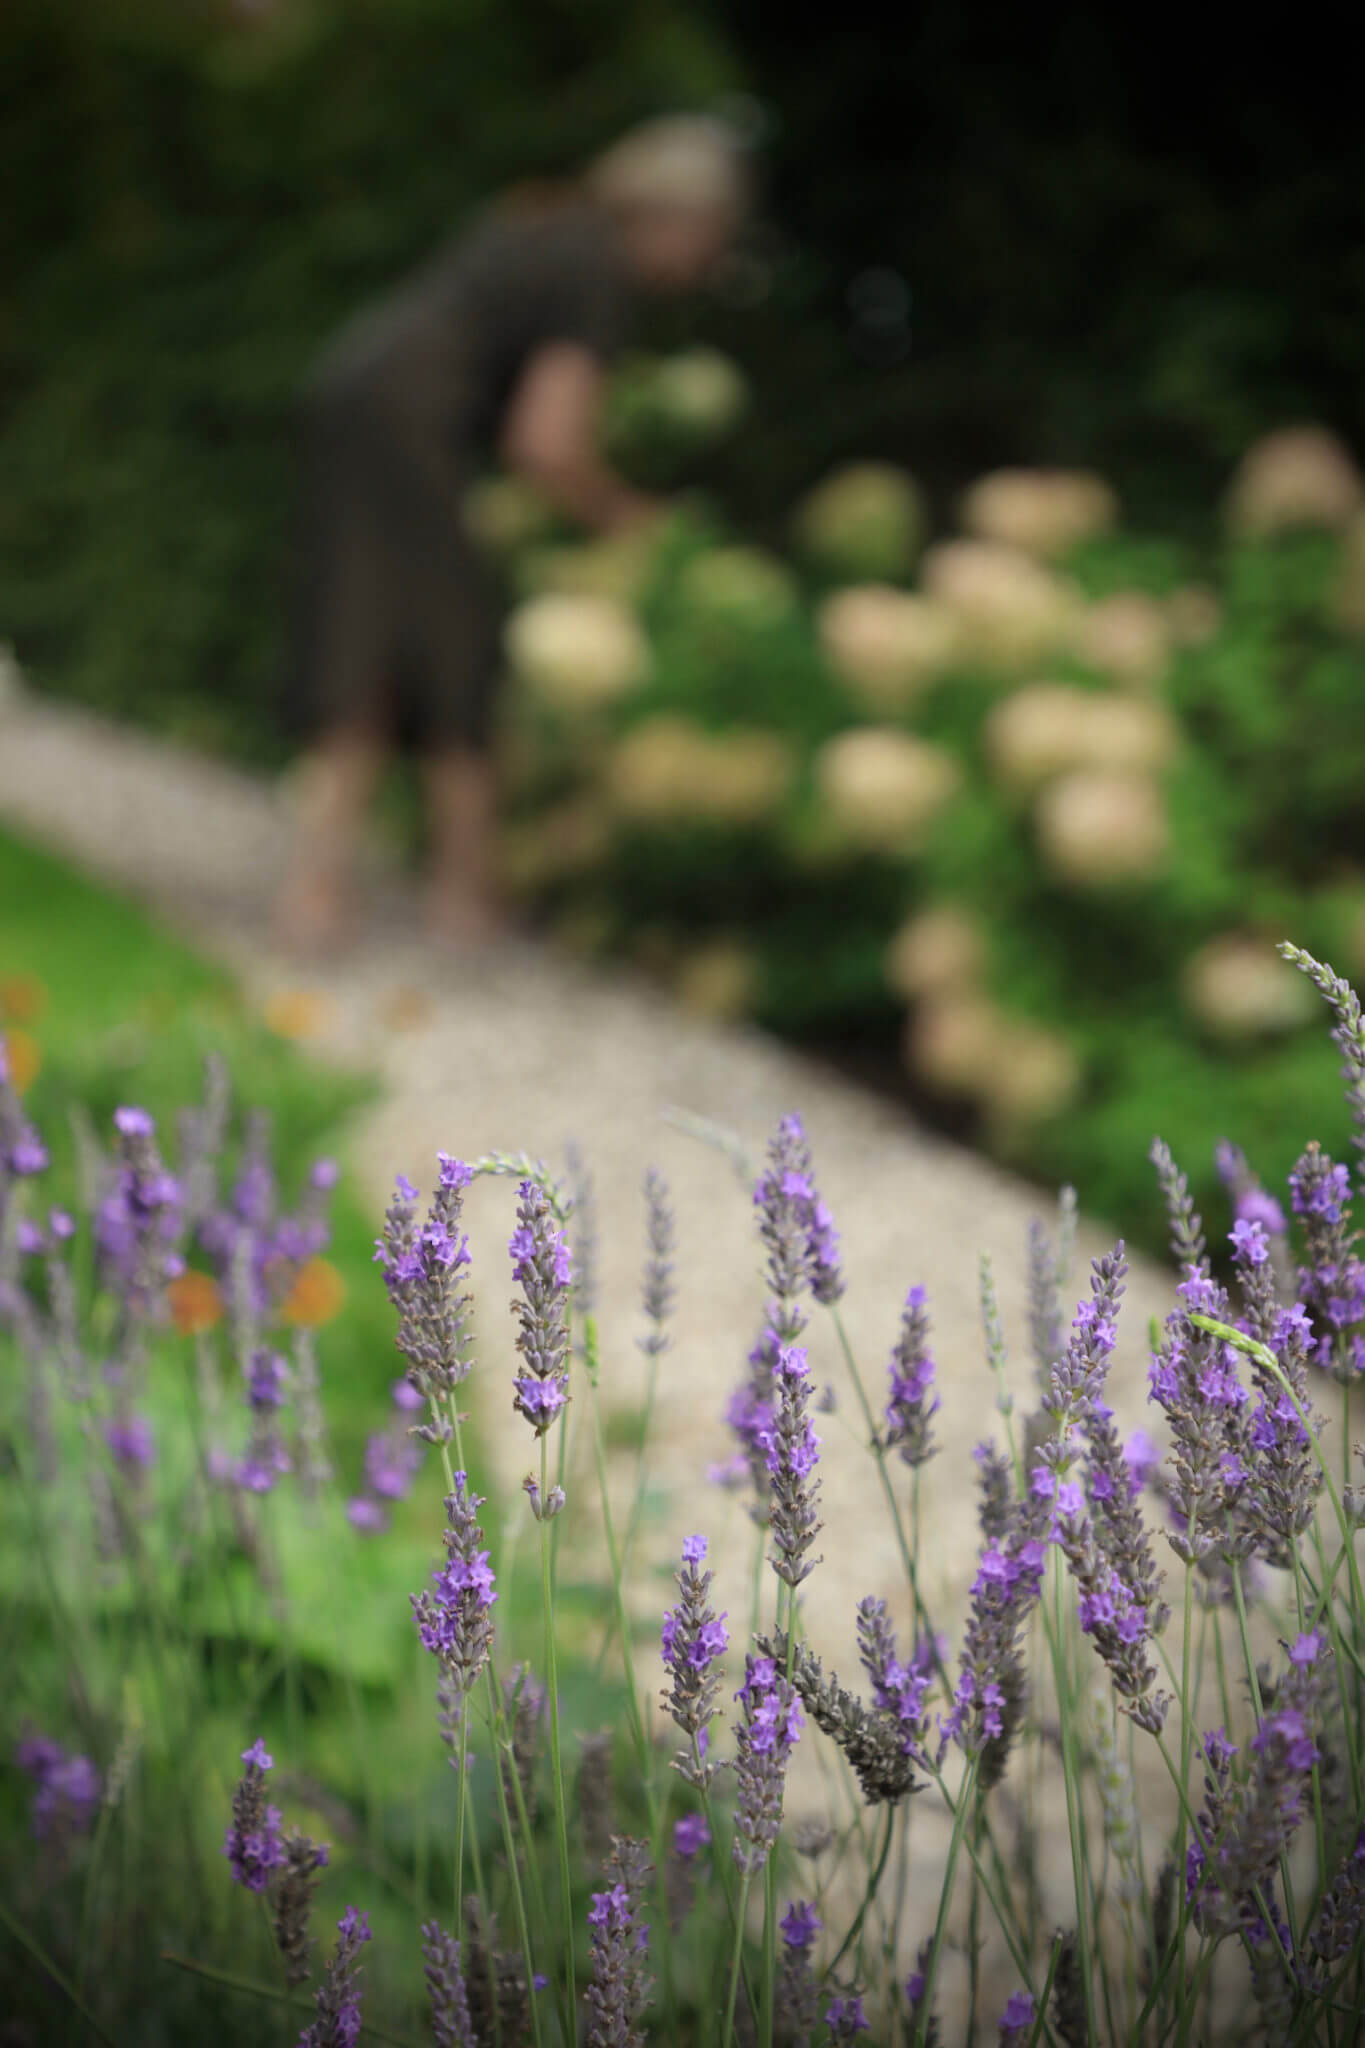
(276, 114), (752, 952)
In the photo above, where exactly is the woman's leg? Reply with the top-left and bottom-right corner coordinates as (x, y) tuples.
(275, 721), (390, 952)
(419, 744), (505, 944)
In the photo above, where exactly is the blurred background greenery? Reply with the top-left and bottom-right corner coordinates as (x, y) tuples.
(3, 0), (1364, 1246)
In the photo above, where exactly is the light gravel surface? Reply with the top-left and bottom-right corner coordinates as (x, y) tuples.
(2, 688), (1195, 2021)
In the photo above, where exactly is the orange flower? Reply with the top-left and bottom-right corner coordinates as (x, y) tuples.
(281, 1257), (346, 1328)
(262, 989), (332, 1042)
(2, 1028), (41, 1094)
(0, 974), (48, 1024)
(167, 1269), (224, 1336)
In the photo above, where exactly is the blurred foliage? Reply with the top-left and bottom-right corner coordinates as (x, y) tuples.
(0, 0), (740, 762)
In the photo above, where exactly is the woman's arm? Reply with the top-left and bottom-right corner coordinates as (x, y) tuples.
(499, 341), (661, 534)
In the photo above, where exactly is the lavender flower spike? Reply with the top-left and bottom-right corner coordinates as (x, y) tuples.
(274, 1829), (331, 1988)
(422, 1921), (477, 2048)
(660, 1534), (729, 1788)
(509, 1178), (572, 1438)
(585, 1837), (653, 2048)
(224, 1738), (286, 1892)
(732, 1654), (803, 1874)
(298, 1906), (372, 2048)
(776, 1902), (822, 2047)
(883, 1284), (940, 1468)
(377, 1155), (475, 1406)
(998, 1989), (1036, 2046)
(637, 1166), (676, 1362)
(1280, 943), (1365, 1162)
(1289, 1141), (1365, 1383)
(752, 1112), (842, 1344)
(762, 1346), (823, 1588)
(412, 1474), (497, 1706)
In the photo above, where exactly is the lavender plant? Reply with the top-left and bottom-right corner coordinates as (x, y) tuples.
(9, 949), (1365, 2043)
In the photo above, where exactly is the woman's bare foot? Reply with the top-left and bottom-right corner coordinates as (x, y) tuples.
(273, 870), (355, 958)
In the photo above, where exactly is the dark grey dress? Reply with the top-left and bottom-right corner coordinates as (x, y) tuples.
(289, 194), (630, 749)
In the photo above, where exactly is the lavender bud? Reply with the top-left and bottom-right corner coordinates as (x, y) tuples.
(883, 1285), (939, 1467)
(411, 1474), (497, 1706)
(224, 1738), (285, 1891)
(585, 1837), (653, 2048)
(297, 1906), (371, 2048)
(523, 1473), (566, 1520)
(273, 1827), (331, 1988)
(637, 1166), (676, 1362)
(732, 1654), (803, 1874)
(509, 1178), (571, 1437)
(998, 1990), (1036, 2046)
(422, 1921), (476, 2048)
(660, 1535), (729, 1789)
(824, 1989), (870, 2040)
(762, 1346), (823, 1588)
(565, 1139), (599, 1338)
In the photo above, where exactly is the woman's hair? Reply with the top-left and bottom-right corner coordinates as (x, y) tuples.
(584, 114), (752, 225)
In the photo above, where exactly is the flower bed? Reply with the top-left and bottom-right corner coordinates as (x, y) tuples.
(5, 940), (1365, 2041)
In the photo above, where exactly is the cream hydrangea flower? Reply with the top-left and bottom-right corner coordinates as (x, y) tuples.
(516, 530), (656, 605)
(960, 469), (1118, 559)
(813, 728), (961, 855)
(903, 991), (1006, 1096)
(651, 348), (749, 437)
(976, 1020), (1082, 1126)
(793, 462), (927, 583)
(984, 684), (1179, 795)
(817, 586), (961, 710)
(605, 716), (794, 827)
(1034, 770), (1169, 885)
(504, 593), (651, 710)
(1182, 935), (1321, 1040)
(1223, 425), (1363, 539)
(883, 904), (985, 999)
(919, 540), (1081, 675)
(1072, 591), (1172, 692)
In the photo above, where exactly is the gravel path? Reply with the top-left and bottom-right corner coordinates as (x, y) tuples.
(0, 685), (1188, 2019)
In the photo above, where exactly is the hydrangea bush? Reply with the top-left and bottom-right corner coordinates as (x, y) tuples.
(485, 432), (1365, 1259)
(5, 944), (1365, 2042)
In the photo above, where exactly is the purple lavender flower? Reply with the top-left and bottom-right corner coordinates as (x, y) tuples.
(1243, 1301), (1323, 1564)
(422, 1921), (476, 2048)
(998, 1989), (1036, 2045)
(1044, 1243), (1126, 1429)
(1188, 1635), (1331, 1936)
(903, 1941), (937, 2042)
(509, 1179), (571, 1438)
(775, 1899), (822, 2045)
(346, 1496), (388, 1535)
(96, 1107), (183, 1319)
(104, 1414), (156, 1471)
(780, 1899), (821, 1952)
(363, 1425), (422, 1501)
(1290, 1141), (1365, 1382)
(1280, 943), (1365, 1163)
(17, 1737), (101, 1845)
(732, 1654), (803, 1874)
(412, 1473), (497, 1704)
(224, 1739), (286, 1892)
(376, 1156), (475, 1405)
(856, 1598), (937, 1768)
(947, 1473), (1050, 1779)
(585, 1838), (653, 2048)
(234, 1347), (292, 1493)
(752, 1113), (842, 1345)
(761, 1345), (823, 1587)
(392, 1377), (425, 1412)
(672, 1814), (710, 1859)
(1306, 1825), (1365, 1969)
(825, 1991), (869, 2039)
(1146, 1175), (1255, 1565)
(298, 1906), (371, 2048)
(660, 1535), (729, 1788)
(883, 1285), (940, 1468)
(637, 1166), (676, 1362)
